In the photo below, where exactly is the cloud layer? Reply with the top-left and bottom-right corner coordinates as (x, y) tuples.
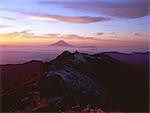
(0, 24), (12, 28)
(23, 12), (111, 23)
(39, 0), (149, 19)
(0, 9), (111, 24)
(0, 30), (148, 48)
(1, 30), (149, 40)
(133, 32), (149, 37)
(96, 32), (104, 36)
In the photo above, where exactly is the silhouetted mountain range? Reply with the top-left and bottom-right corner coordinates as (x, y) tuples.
(105, 51), (149, 69)
(0, 51), (149, 112)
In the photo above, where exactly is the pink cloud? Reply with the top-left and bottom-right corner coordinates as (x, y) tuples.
(109, 32), (116, 35)
(96, 32), (104, 36)
(134, 32), (142, 36)
(133, 32), (149, 37)
(26, 13), (111, 24)
(0, 24), (12, 28)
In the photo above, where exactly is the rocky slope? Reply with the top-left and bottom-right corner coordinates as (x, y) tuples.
(1, 51), (149, 112)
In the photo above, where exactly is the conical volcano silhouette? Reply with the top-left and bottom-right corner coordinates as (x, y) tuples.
(50, 40), (73, 46)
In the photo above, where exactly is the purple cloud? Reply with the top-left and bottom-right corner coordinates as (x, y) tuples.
(0, 8), (111, 24)
(39, 0), (149, 19)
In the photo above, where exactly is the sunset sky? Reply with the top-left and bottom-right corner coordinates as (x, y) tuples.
(0, 0), (149, 48)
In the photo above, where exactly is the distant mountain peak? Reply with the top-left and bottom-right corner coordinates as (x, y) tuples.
(50, 40), (73, 46)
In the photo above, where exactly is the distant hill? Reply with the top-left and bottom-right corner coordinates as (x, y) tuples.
(49, 40), (74, 47)
(104, 51), (149, 69)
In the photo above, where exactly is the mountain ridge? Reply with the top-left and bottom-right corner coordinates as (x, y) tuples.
(1, 51), (149, 112)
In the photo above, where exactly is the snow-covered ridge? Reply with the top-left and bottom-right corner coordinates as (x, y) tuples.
(53, 51), (100, 64)
(44, 51), (106, 105)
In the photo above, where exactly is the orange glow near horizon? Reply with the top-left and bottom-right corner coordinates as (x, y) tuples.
(0, 35), (148, 49)
(0, 37), (56, 45)
(0, 30), (148, 48)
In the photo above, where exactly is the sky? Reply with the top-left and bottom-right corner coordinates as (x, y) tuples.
(0, 0), (149, 48)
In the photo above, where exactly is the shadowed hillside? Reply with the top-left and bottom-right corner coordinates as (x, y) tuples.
(0, 51), (149, 112)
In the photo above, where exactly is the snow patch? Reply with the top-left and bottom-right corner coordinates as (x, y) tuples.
(74, 53), (86, 63)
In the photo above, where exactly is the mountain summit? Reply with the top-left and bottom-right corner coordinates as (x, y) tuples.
(50, 40), (73, 47)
